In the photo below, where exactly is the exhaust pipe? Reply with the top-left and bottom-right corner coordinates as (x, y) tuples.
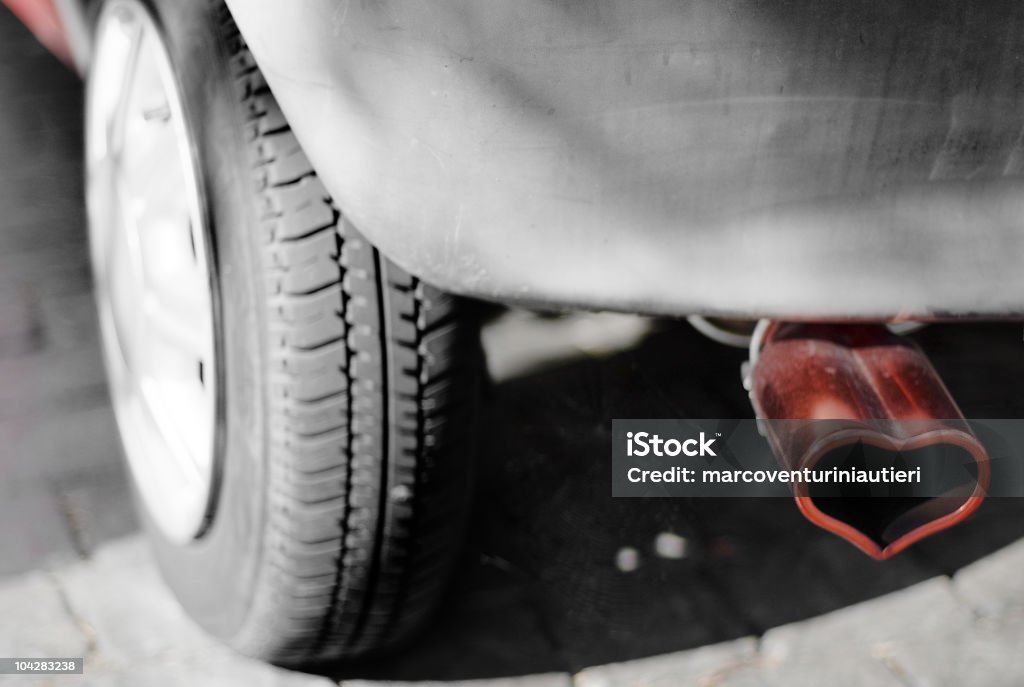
(748, 323), (989, 560)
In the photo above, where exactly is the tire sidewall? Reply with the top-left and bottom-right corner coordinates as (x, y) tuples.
(99, 0), (272, 641)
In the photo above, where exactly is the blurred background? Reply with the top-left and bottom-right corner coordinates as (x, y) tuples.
(4, 5), (1024, 686)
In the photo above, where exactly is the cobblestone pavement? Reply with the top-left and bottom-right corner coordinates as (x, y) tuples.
(3, 532), (1024, 686)
(5, 5), (1024, 686)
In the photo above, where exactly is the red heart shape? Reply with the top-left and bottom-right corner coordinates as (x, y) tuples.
(791, 428), (990, 560)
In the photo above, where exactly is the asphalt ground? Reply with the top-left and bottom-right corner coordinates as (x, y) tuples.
(4, 6), (1024, 686)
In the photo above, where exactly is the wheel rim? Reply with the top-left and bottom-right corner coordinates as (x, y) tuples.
(86, 0), (219, 543)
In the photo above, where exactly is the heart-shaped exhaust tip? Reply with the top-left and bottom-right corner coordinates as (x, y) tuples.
(793, 433), (989, 560)
(750, 323), (990, 559)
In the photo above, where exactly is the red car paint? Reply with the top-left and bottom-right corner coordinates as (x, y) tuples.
(3, 0), (72, 65)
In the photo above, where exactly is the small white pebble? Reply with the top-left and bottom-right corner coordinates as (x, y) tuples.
(389, 484), (413, 503)
(615, 546), (640, 572)
(871, 641), (896, 660)
(654, 532), (688, 560)
(575, 673), (611, 687)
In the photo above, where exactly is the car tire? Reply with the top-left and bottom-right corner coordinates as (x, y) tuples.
(85, 0), (482, 665)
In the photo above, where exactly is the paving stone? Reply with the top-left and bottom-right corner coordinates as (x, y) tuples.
(52, 465), (138, 556)
(0, 482), (79, 576)
(0, 215), (86, 256)
(342, 675), (570, 687)
(53, 537), (211, 667)
(594, 575), (1024, 686)
(952, 537), (1024, 620)
(0, 345), (109, 422)
(0, 538), (333, 687)
(0, 290), (43, 357)
(931, 612), (1024, 687)
(758, 577), (965, 662)
(1, 403), (122, 484)
(751, 576), (1024, 686)
(714, 651), (905, 687)
(35, 655), (336, 687)
(0, 246), (94, 301)
(0, 571), (89, 659)
(35, 290), (100, 355)
(884, 616), (1024, 687)
(574, 637), (757, 687)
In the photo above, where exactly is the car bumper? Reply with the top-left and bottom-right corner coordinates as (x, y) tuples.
(226, 0), (1024, 319)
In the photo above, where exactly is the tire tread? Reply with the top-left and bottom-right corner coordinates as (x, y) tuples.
(216, 7), (479, 665)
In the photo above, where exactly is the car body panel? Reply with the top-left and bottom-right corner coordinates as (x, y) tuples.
(85, 1), (1024, 317)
